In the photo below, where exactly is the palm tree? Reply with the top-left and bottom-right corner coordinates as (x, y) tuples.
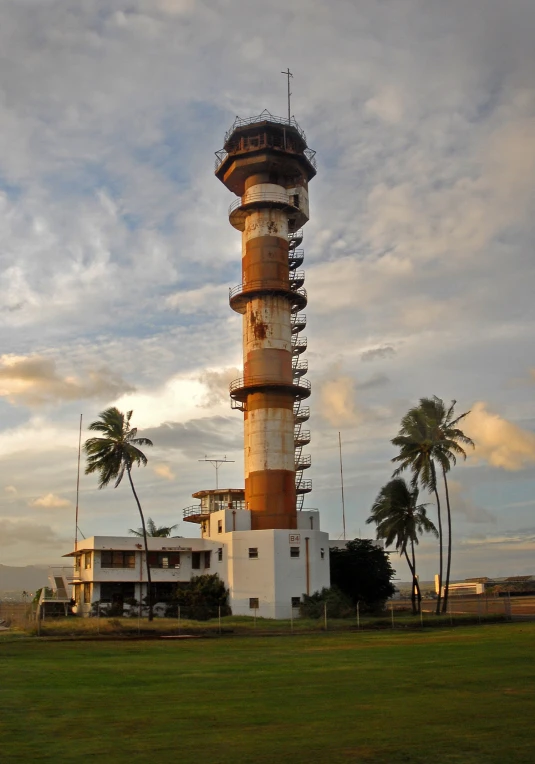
(367, 478), (437, 614)
(416, 397), (474, 612)
(129, 518), (179, 538)
(84, 408), (155, 620)
(391, 406), (445, 614)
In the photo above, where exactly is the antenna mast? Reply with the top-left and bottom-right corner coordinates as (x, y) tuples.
(281, 67), (293, 123)
(338, 432), (346, 541)
(74, 414), (82, 549)
(198, 456), (235, 490)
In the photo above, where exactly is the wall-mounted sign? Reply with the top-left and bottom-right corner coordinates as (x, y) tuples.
(289, 534), (301, 544)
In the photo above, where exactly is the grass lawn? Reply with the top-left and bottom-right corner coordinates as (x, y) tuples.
(1, 622), (534, 763)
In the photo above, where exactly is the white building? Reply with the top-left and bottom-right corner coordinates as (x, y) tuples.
(65, 488), (330, 619)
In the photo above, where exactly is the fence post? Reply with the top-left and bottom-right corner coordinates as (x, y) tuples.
(390, 601), (394, 630)
(420, 602), (424, 628)
(290, 605), (294, 634)
(97, 602), (100, 635)
(177, 605), (181, 636)
(324, 601), (328, 631)
(356, 601), (360, 630)
(506, 593), (512, 621)
(254, 606), (257, 628)
(449, 598), (453, 627)
(218, 605), (222, 635)
(477, 597), (481, 624)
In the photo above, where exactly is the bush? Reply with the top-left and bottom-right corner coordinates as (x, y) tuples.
(167, 574), (231, 620)
(299, 587), (354, 619)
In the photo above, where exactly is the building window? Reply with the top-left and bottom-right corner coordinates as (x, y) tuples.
(84, 552), (92, 570)
(249, 598), (259, 609)
(218, 520), (222, 534)
(192, 551), (201, 570)
(218, 547), (223, 562)
(148, 552), (180, 569)
(248, 548), (258, 559)
(83, 583), (91, 604)
(74, 554), (82, 571)
(100, 551), (136, 569)
(290, 547), (300, 558)
(291, 597), (301, 608)
(204, 551), (211, 569)
(320, 548), (325, 560)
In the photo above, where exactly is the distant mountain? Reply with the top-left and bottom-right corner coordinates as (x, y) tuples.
(0, 564), (51, 596)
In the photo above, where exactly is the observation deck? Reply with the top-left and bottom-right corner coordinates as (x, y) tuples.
(229, 281), (307, 314)
(229, 375), (311, 404)
(295, 479), (312, 495)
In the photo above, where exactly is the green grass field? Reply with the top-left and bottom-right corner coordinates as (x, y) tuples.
(1, 623), (534, 763)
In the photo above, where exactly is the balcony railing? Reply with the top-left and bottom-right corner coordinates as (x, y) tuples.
(228, 189), (297, 218)
(291, 313), (306, 333)
(293, 404), (310, 422)
(291, 337), (307, 354)
(292, 360), (308, 377)
(224, 112), (309, 144)
(295, 454), (312, 470)
(229, 375), (311, 399)
(288, 230), (303, 250)
(288, 249), (304, 270)
(294, 428), (311, 445)
(229, 282), (307, 313)
(296, 479), (312, 493)
(289, 270), (305, 289)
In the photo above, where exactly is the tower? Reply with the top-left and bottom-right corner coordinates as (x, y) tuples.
(215, 111), (316, 531)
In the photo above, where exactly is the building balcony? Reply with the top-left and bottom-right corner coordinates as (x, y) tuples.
(294, 428), (311, 446)
(295, 478), (312, 494)
(229, 280), (307, 314)
(288, 249), (304, 270)
(291, 313), (306, 334)
(229, 375), (311, 403)
(293, 404), (310, 423)
(295, 454), (312, 470)
(291, 336), (307, 355)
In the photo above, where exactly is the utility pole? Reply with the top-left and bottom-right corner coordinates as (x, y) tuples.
(339, 432), (346, 541)
(281, 67), (293, 123)
(198, 456), (235, 490)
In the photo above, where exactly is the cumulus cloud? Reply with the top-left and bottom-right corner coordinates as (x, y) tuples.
(319, 377), (361, 428)
(199, 367), (241, 408)
(0, 355), (134, 406)
(447, 480), (496, 524)
(30, 493), (72, 509)
(465, 402), (535, 471)
(361, 345), (396, 362)
(4, 486), (17, 495)
(153, 464), (175, 481)
(143, 416), (241, 454)
(0, 518), (65, 548)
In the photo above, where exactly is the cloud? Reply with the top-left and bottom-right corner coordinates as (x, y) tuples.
(0, 355), (134, 407)
(143, 416), (241, 454)
(0, 518), (65, 548)
(30, 493), (72, 509)
(4, 486), (17, 495)
(447, 480), (496, 524)
(465, 402), (535, 471)
(319, 377), (361, 428)
(153, 464), (175, 481)
(361, 345), (396, 362)
(199, 367), (241, 407)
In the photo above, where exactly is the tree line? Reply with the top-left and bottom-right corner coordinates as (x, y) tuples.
(367, 396), (474, 615)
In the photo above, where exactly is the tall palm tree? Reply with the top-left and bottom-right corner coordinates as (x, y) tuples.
(391, 406), (445, 614)
(367, 478), (437, 614)
(84, 408), (155, 620)
(129, 518), (179, 538)
(417, 397), (474, 612)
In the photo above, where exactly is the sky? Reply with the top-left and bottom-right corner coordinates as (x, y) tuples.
(0, 0), (534, 583)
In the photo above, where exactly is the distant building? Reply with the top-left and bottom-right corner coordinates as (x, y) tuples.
(435, 574), (535, 596)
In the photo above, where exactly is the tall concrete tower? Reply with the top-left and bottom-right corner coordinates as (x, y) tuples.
(215, 110), (316, 531)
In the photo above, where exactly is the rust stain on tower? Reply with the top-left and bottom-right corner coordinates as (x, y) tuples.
(215, 110), (315, 530)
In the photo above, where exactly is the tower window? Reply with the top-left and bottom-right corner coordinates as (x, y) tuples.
(290, 547), (300, 558)
(248, 548), (258, 559)
(320, 548), (325, 560)
(218, 547), (223, 562)
(218, 520), (222, 534)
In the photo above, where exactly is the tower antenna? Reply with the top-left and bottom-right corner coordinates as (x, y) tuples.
(338, 432), (346, 541)
(281, 67), (293, 123)
(74, 414), (82, 549)
(198, 456), (235, 490)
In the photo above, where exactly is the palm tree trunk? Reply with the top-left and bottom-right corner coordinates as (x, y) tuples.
(403, 549), (417, 615)
(410, 539), (421, 614)
(441, 466), (453, 614)
(431, 462), (443, 616)
(127, 466), (153, 621)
